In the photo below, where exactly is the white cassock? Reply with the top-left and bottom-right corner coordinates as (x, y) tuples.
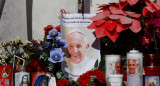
(61, 56), (96, 81)
(127, 74), (142, 86)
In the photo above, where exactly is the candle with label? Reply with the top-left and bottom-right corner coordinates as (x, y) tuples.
(127, 50), (143, 86)
(0, 66), (12, 86)
(31, 66), (45, 86)
(105, 54), (121, 86)
(108, 74), (123, 86)
(15, 66), (30, 86)
(144, 54), (160, 86)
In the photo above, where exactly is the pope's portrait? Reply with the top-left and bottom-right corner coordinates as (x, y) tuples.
(128, 59), (138, 74)
(67, 30), (89, 64)
(114, 61), (121, 74)
(127, 58), (142, 86)
(61, 28), (100, 81)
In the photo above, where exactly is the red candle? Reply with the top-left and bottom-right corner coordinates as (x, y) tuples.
(144, 54), (159, 67)
(144, 54), (160, 86)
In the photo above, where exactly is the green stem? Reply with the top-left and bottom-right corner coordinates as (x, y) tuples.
(4, 47), (13, 58)
(153, 30), (159, 55)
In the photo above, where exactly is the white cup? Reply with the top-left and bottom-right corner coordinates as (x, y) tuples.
(108, 74), (123, 86)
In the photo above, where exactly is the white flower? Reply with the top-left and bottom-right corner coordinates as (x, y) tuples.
(2, 42), (6, 46)
(9, 40), (13, 45)
(22, 40), (31, 45)
(0, 44), (2, 48)
(0, 50), (3, 54)
(9, 60), (12, 64)
(1, 55), (6, 59)
(22, 52), (29, 59)
(14, 36), (21, 44)
(2, 59), (5, 63)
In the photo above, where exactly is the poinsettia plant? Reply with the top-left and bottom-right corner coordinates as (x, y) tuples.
(88, 0), (160, 55)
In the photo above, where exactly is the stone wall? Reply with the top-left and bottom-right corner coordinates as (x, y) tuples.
(0, 0), (78, 42)
(0, 0), (27, 42)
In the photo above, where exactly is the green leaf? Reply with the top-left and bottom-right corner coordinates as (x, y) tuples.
(98, 55), (105, 73)
(94, 59), (99, 69)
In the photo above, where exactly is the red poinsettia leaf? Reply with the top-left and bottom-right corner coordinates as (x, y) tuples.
(123, 23), (132, 28)
(120, 0), (127, 2)
(145, 2), (160, 14)
(105, 29), (120, 42)
(152, 3), (160, 10)
(116, 24), (127, 32)
(129, 19), (142, 33)
(120, 16), (133, 24)
(96, 20), (106, 26)
(131, 14), (141, 18)
(119, 0), (128, 9)
(87, 22), (97, 29)
(109, 6), (124, 14)
(109, 15), (121, 20)
(127, 0), (139, 6)
(110, 3), (119, 7)
(98, 4), (110, 11)
(103, 9), (111, 16)
(142, 7), (151, 17)
(95, 26), (107, 38)
(126, 11), (141, 18)
(90, 12), (105, 21)
(125, 11), (135, 14)
(145, 1), (152, 7)
(146, 6), (156, 13)
(104, 20), (117, 31)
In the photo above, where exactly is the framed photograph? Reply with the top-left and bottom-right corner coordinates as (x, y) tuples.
(61, 13), (101, 81)
(13, 55), (25, 72)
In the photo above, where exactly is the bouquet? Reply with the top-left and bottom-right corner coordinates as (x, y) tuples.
(37, 25), (67, 77)
(0, 36), (31, 65)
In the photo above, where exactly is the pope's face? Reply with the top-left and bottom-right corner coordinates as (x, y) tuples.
(23, 75), (28, 84)
(67, 32), (89, 64)
(115, 61), (121, 74)
(128, 59), (138, 74)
